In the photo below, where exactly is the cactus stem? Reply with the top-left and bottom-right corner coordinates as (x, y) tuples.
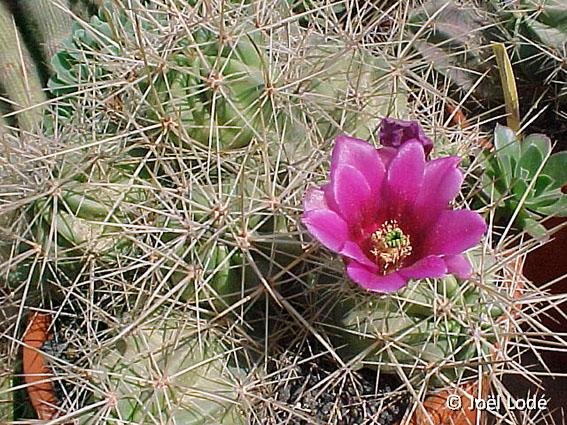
(0, 1), (47, 132)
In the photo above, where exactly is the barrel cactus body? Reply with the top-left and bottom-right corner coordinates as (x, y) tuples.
(49, 0), (404, 150)
(154, 30), (278, 150)
(19, 0), (406, 310)
(77, 314), (248, 424)
(27, 158), (150, 272)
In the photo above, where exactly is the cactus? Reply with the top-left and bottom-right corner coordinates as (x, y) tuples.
(74, 312), (250, 424)
(408, 0), (567, 129)
(49, 1), (404, 149)
(318, 248), (508, 387)
(15, 0), (405, 311)
(2, 0), (566, 424)
(4, 2), (406, 420)
(31, 159), (148, 262)
(0, 0), (47, 133)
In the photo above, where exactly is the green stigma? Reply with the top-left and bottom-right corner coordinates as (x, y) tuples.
(370, 220), (412, 273)
(384, 228), (408, 248)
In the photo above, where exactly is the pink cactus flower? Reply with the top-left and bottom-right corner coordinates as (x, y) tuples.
(302, 129), (486, 293)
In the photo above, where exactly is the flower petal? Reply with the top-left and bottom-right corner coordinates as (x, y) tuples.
(414, 156), (463, 221)
(424, 210), (487, 256)
(346, 261), (408, 293)
(302, 209), (349, 252)
(398, 256), (447, 279)
(340, 241), (378, 270)
(304, 187), (328, 211)
(332, 135), (385, 198)
(329, 164), (372, 223)
(377, 146), (397, 167)
(444, 254), (473, 278)
(386, 141), (425, 215)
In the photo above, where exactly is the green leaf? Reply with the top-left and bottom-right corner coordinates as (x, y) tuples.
(522, 133), (552, 157)
(524, 218), (548, 238)
(536, 196), (567, 217)
(493, 124), (520, 184)
(542, 151), (567, 190)
(492, 43), (521, 132)
(533, 174), (554, 197)
(517, 144), (544, 179)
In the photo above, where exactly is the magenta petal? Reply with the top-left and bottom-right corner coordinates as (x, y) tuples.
(425, 210), (487, 256)
(346, 261), (407, 293)
(304, 187), (328, 211)
(329, 165), (372, 223)
(377, 146), (397, 167)
(386, 141), (425, 212)
(340, 241), (378, 270)
(444, 254), (473, 278)
(332, 135), (385, 198)
(413, 157), (463, 224)
(302, 209), (349, 252)
(398, 256), (447, 279)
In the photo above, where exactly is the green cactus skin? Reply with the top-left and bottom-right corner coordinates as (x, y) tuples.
(49, 0), (405, 150)
(28, 160), (150, 269)
(0, 1), (47, 132)
(35, 0), (404, 317)
(79, 315), (248, 424)
(154, 32), (279, 150)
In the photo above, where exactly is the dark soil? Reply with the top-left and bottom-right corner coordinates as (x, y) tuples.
(265, 338), (409, 425)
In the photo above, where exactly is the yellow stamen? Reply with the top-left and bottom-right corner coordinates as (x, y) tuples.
(370, 220), (412, 273)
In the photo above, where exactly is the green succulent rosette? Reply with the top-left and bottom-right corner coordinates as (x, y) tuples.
(482, 125), (566, 237)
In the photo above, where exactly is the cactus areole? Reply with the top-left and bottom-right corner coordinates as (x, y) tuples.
(302, 119), (487, 293)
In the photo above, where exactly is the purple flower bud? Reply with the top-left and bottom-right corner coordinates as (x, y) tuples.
(379, 117), (434, 157)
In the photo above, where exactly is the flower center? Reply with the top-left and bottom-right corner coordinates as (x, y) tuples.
(370, 220), (412, 273)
